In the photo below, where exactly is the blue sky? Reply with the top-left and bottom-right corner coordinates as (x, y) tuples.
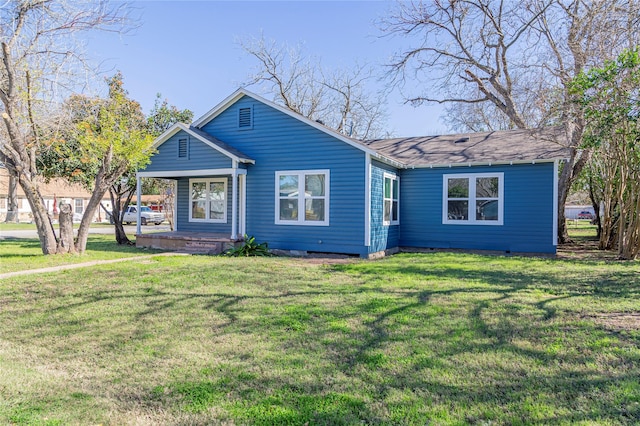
(86, 0), (446, 137)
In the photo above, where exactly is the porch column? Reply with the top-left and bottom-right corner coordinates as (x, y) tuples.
(136, 175), (142, 235)
(231, 164), (238, 240)
(240, 173), (246, 236)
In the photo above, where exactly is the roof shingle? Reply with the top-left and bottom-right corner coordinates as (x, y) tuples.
(361, 127), (570, 167)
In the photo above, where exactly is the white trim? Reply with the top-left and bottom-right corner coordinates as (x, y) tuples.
(553, 160), (559, 246)
(275, 169), (330, 226)
(383, 172), (400, 226)
(172, 179), (178, 230)
(74, 198), (84, 215)
(137, 168), (247, 178)
(192, 88), (382, 157)
(188, 177), (228, 223)
(231, 162), (238, 239)
(410, 158), (564, 169)
(151, 122), (254, 164)
(442, 172), (504, 226)
(239, 173), (246, 236)
(136, 176), (142, 235)
(364, 154), (371, 247)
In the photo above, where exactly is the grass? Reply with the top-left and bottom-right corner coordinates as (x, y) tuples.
(0, 226), (638, 425)
(0, 222), (114, 231)
(0, 235), (163, 274)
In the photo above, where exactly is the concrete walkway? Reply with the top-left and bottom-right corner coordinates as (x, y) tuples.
(0, 252), (187, 280)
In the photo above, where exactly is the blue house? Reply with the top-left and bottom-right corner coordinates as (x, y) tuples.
(136, 88), (569, 257)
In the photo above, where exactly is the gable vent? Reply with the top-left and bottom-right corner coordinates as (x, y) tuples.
(238, 107), (253, 129)
(178, 138), (188, 158)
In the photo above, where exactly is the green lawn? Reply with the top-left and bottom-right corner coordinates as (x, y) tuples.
(0, 222), (114, 231)
(0, 235), (163, 274)
(1, 242), (638, 424)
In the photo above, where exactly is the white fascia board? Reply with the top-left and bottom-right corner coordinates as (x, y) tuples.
(153, 122), (254, 165)
(137, 168), (247, 178)
(151, 123), (184, 149)
(191, 89), (246, 128)
(408, 158), (565, 169)
(192, 88), (386, 159)
(370, 152), (406, 170)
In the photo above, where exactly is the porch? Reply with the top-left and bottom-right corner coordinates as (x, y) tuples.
(136, 231), (243, 254)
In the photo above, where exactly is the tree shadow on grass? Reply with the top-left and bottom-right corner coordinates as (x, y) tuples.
(2, 254), (639, 424)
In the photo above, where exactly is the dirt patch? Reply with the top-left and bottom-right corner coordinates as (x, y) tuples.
(298, 253), (358, 265)
(557, 241), (622, 262)
(588, 313), (640, 331)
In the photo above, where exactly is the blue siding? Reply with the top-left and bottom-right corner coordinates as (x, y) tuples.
(144, 130), (232, 173)
(400, 163), (556, 253)
(369, 160), (400, 253)
(200, 96), (367, 255)
(175, 176), (233, 234)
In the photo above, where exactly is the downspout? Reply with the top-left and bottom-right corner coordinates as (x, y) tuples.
(553, 160), (559, 247)
(231, 160), (238, 240)
(364, 153), (371, 247)
(136, 175), (142, 236)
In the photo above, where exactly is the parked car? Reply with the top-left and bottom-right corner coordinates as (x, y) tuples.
(577, 210), (594, 220)
(108, 206), (165, 225)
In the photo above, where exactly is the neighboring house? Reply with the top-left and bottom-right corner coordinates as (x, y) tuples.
(0, 168), (111, 222)
(137, 88), (569, 257)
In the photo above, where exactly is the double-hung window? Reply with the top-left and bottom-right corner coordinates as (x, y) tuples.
(189, 178), (227, 223)
(74, 199), (84, 215)
(276, 170), (329, 226)
(443, 173), (503, 225)
(383, 173), (399, 225)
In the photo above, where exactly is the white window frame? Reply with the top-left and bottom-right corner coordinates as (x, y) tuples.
(383, 173), (400, 225)
(74, 198), (84, 215)
(442, 172), (504, 225)
(275, 170), (330, 226)
(189, 177), (228, 223)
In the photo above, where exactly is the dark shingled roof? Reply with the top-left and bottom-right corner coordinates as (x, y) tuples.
(361, 127), (570, 167)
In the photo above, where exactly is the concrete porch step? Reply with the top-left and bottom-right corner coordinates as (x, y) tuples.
(136, 232), (242, 254)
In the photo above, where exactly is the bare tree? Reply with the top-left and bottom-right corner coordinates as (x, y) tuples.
(0, 0), (130, 254)
(381, 0), (640, 243)
(239, 36), (388, 140)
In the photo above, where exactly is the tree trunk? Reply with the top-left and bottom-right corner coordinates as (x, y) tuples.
(588, 177), (602, 239)
(5, 173), (19, 223)
(75, 174), (116, 253)
(18, 174), (59, 254)
(57, 203), (76, 254)
(557, 163), (572, 244)
(114, 221), (132, 245)
(108, 185), (133, 245)
(74, 162), (131, 252)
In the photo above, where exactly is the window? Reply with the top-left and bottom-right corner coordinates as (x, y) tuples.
(383, 173), (399, 225)
(443, 173), (503, 225)
(178, 138), (188, 158)
(276, 170), (329, 226)
(189, 178), (227, 223)
(74, 199), (84, 215)
(238, 106), (253, 130)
